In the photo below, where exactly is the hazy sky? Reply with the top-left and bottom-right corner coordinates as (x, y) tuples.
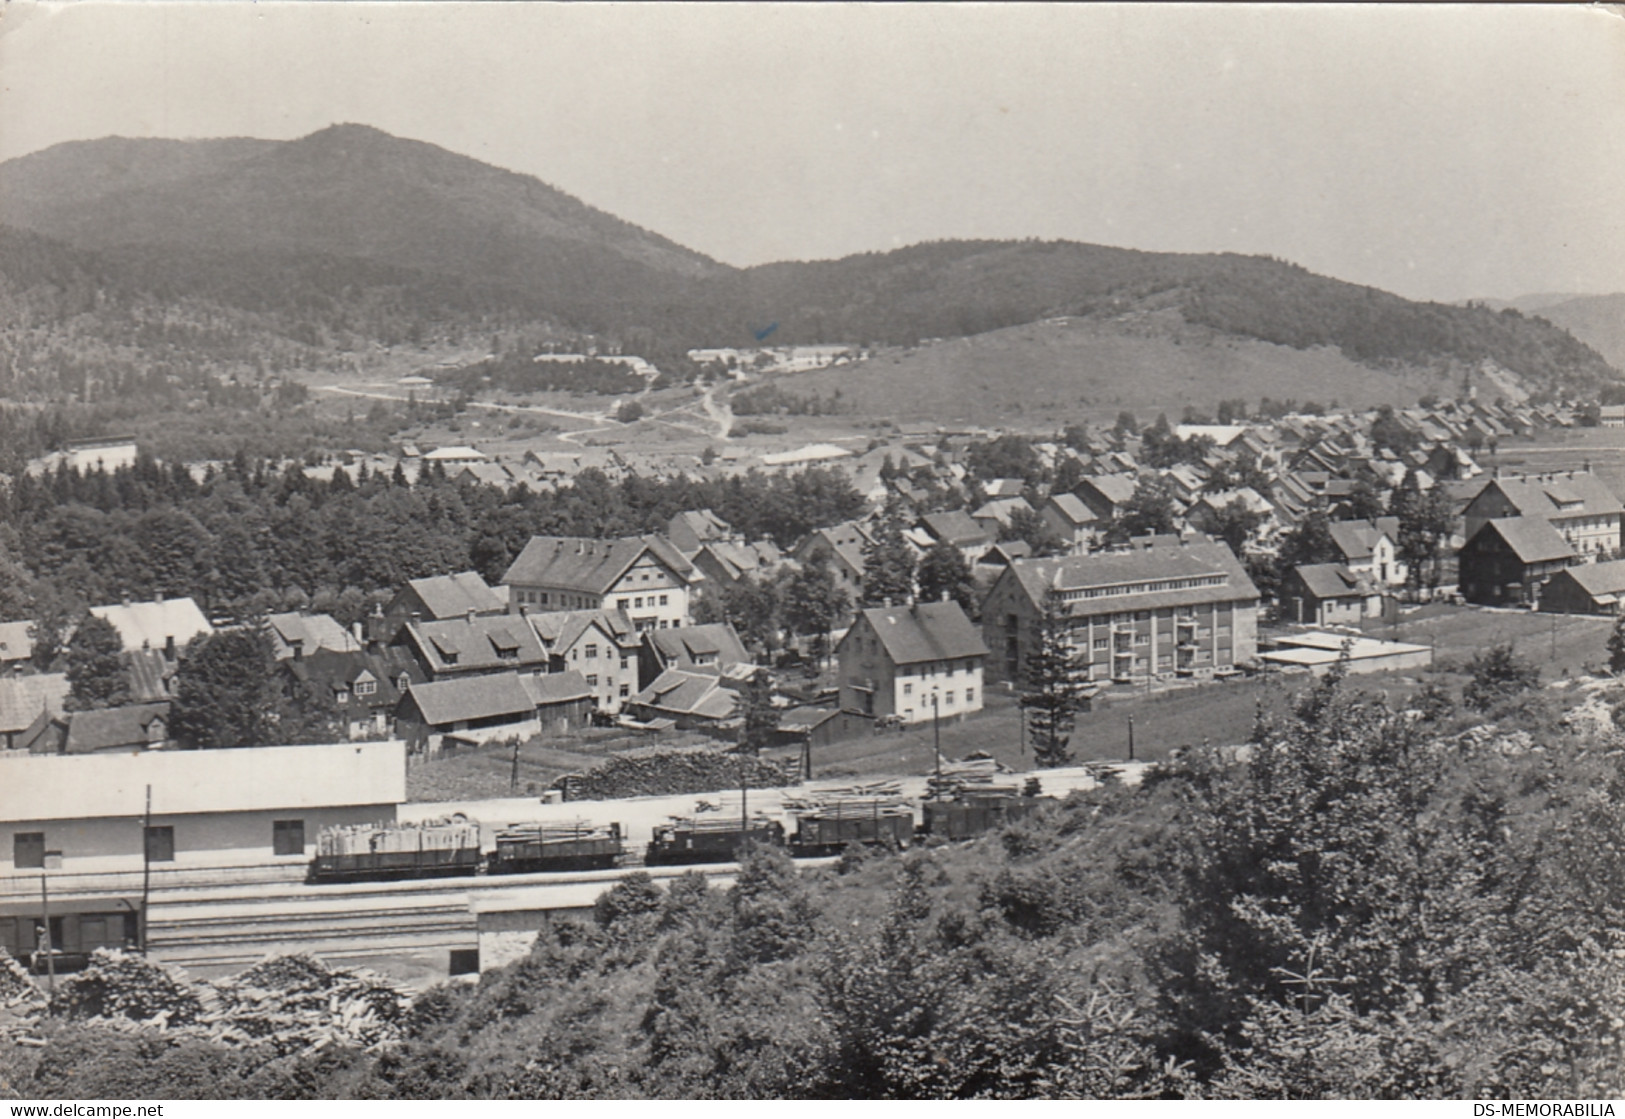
(1, 2), (1621, 302)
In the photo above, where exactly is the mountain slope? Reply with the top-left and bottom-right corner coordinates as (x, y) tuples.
(0, 125), (1617, 405)
(1517, 293), (1625, 371)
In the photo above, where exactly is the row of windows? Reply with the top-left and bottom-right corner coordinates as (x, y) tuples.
(615, 595), (670, 610)
(14, 821), (309, 867)
(901, 687), (974, 717)
(516, 589), (599, 610)
(901, 659), (977, 678)
(1063, 574), (1226, 601)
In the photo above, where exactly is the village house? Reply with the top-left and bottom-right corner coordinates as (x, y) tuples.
(266, 612), (359, 661)
(1457, 518), (1577, 607)
(1601, 404), (1625, 429)
(1462, 472), (1624, 561)
(502, 535), (699, 632)
(666, 509), (735, 556)
(1327, 517), (1408, 588)
(836, 601), (987, 726)
(393, 670), (593, 753)
(392, 612), (551, 682)
(639, 623), (752, 688)
(690, 539), (785, 589)
(281, 648), (417, 741)
(792, 520), (875, 603)
(971, 496), (1034, 537)
(1038, 493), (1099, 552)
(22, 702), (171, 756)
(381, 571), (506, 632)
(1538, 559), (1625, 615)
(1278, 564), (1384, 627)
(0, 673), (69, 751)
(526, 608), (642, 715)
(1073, 474), (1139, 523)
(981, 534), (1260, 685)
(915, 510), (993, 568)
(624, 668), (746, 732)
(89, 597), (213, 658)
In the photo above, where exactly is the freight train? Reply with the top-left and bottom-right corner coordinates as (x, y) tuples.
(0, 896), (141, 975)
(305, 789), (1041, 885)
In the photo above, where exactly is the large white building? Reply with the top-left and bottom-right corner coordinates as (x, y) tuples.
(836, 601), (988, 726)
(502, 535), (700, 633)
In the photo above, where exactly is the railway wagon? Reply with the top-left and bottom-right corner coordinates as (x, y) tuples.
(310, 818), (482, 883)
(922, 793), (1041, 841)
(789, 798), (914, 856)
(645, 816), (786, 866)
(488, 821), (624, 874)
(0, 896), (140, 975)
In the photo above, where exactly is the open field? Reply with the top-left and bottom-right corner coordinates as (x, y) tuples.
(1357, 602), (1614, 678)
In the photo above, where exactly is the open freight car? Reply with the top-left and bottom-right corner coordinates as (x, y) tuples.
(922, 790), (1042, 841)
(788, 797), (914, 856)
(488, 821), (624, 874)
(645, 816), (786, 866)
(309, 818), (483, 883)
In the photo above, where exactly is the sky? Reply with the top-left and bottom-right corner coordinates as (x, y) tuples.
(1, 2), (1621, 303)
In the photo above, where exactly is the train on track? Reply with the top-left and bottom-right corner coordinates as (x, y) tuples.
(306, 787), (1042, 885)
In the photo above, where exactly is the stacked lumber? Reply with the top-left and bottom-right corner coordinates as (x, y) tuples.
(0, 948), (43, 1013)
(495, 820), (618, 846)
(926, 757), (1022, 801)
(558, 748), (796, 801)
(658, 814), (780, 835)
(50, 949), (202, 1026)
(317, 817), (479, 857)
(23, 951), (410, 1057)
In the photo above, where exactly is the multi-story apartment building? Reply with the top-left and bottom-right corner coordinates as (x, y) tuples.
(836, 601), (987, 726)
(981, 533), (1260, 685)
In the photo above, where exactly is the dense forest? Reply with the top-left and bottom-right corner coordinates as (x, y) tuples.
(0, 456), (867, 647)
(7, 668), (1621, 1098)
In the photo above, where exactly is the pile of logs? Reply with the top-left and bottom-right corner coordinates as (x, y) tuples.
(558, 747), (796, 801)
(9, 950), (411, 1057)
(0, 948), (44, 1013)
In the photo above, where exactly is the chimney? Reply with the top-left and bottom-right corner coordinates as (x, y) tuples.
(290, 638), (303, 661)
(466, 607), (478, 624)
(411, 611), (422, 624)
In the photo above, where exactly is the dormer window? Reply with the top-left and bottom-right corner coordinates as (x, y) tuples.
(355, 679), (377, 696)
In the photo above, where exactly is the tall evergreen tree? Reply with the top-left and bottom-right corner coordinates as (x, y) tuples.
(784, 554), (850, 669)
(860, 515), (916, 607)
(916, 541), (977, 615)
(737, 668), (781, 757)
(1018, 586), (1089, 768)
(169, 626), (284, 748)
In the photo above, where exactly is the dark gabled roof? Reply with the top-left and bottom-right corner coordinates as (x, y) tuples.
(402, 614), (549, 672)
(284, 648), (403, 707)
(0, 672), (68, 735)
(1044, 492), (1096, 525)
(920, 510), (990, 548)
(645, 624), (751, 673)
(402, 571), (505, 619)
(501, 535), (696, 594)
(628, 668), (740, 720)
(61, 702), (170, 754)
(528, 608), (639, 654)
(125, 648), (175, 703)
(266, 612), (358, 657)
(1468, 517), (1576, 564)
(1473, 473), (1624, 520)
(1552, 558), (1625, 599)
(1290, 563), (1374, 600)
(1327, 517), (1401, 563)
(401, 672), (537, 727)
(522, 670), (594, 705)
(1004, 534), (1259, 617)
(847, 601), (988, 666)
(1079, 474), (1138, 507)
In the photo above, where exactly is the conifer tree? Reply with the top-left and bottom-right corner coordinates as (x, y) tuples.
(1019, 585), (1089, 768)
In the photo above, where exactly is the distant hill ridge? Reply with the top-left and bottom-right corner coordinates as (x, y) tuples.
(0, 124), (1617, 404)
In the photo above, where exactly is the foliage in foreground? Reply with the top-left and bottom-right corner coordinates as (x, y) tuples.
(7, 673), (1623, 1099)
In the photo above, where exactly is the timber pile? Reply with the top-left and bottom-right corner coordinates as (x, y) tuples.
(495, 821), (618, 845)
(20, 951), (410, 1056)
(50, 949), (202, 1026)
(0, 948), (43, 1012)
(926, 757), (1019, 800)
(317, 817), (479, 856)
(557, 747), (795, 801)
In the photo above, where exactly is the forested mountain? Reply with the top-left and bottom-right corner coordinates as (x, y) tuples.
(0, 125), (1618, 406)
(1513, 293), (1625, 372)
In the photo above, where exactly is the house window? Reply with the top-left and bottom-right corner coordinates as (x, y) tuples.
(635, 597), (644, 609)
(355, 680), (377, 696)
(620, 683), (630, 698)
(145, 826), (175, 863)
(585, 644), (598, 659)
(659, 594), (669, 606)
(336, 691), (349, 705)
(586, 675), (598, 687)
(966, 687), (975, 705)
(1093, 636), (1108, 650)
(273, 819), (306, 856)
(540, 593), (550, 605)
(398, 675), (411, 691)
(945, 691), (955, 705)
(903, 683), (912, 696)
(618, 599), (630, 610)
(13, 832), (44, 870)
(620, 656), (630, 670)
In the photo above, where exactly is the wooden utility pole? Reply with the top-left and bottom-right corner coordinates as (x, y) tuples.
(39, 874), (54, 998)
